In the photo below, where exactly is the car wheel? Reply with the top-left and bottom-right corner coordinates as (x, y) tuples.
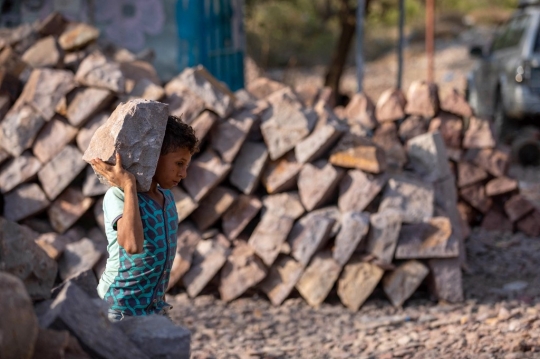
(493, 91), (512, 143)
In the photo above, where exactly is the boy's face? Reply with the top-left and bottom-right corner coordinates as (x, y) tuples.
(153, 147), (192, 189)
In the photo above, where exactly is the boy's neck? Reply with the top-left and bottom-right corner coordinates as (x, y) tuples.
(148, 180), (159, 194)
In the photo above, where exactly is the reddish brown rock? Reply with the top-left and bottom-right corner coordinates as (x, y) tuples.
(405, 81), (440, 118)
(211, 111), (254, 162)
(38, 145), (86, 200)
(0, 217), (57, 300)
(372, 122), (408, 170)
(338, 259), (384, 311)
(0, 105), (45, 157)
(428, 258), (464, 303)
(485, 177), (518, 197)
(222, 195), (262, 240)
(516, 210), (540, 237)
(481, 208), (513, 232)
(343, 92), (377, 129)
(33, 116), (78, 164)
(230, 141), (268, 195)
(219, 242), (267, 302)
(338, 170), (387, 212)
(183, 237), (230, 297)
(191, 111), (218, 143)
(178, 65), (235, 118)
(22, 35), (63, 68)
(75, 51), (125, 93)
(48, 187), (95, 234)
(83, 99), (170, 192)
(333, 211), (370, 266)
(383, 260), (429, 307)
(395, 217), (459, 259)
(441, 88), (473, 118)
(58, 23), (99, 51)
(460, 183), (493, 213)
(365, 209), (402, 264)
(379, 175), (434, 223)
(0, 153), (41, 193)
(398, 116), (429, 143)
(259, 255), (304, 306)
(429, 111), (463, 149)
(190, 186), (238, 231)
(76, 112), (108, 152)
(376, 88), (407, 122)
(167, 221), (202, 290)
(182, 149), (232, 202)
(0, 46), (27, 78)
(4, 184), (50, 222)
(463, 116), (496, 149)
(329, 133), (386, 173)
(171, 186), (198, 223)
(464, 147), (510, 177)
(457, 161), (488, 188)
(0, 272), (39, 359)
(296, 250), (342, 307)
(261, 151), (302, 194)
(298, 160), (344, 211)
(504, 194), (535, 222)
(65, 87), (114, 127)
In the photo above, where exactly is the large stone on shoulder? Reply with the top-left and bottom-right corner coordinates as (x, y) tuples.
(83, 99), (169, 192)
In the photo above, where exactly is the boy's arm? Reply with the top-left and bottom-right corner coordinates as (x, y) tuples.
(91, 153), (144, 254)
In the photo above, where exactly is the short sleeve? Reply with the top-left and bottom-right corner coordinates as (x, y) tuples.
(103, 187), (125, 231)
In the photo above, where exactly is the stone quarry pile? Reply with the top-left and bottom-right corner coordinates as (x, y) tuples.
(1, 14), (539, 345)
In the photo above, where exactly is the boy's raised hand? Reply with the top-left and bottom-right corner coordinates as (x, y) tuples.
(90, 153), (136, 190)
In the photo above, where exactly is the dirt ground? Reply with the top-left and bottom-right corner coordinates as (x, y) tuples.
(168, 228), (540, 359)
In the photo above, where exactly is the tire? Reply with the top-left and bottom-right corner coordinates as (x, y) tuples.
(493, 91), (513, 144)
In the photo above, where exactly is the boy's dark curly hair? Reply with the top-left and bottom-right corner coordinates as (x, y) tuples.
(161, 115), (199, 155)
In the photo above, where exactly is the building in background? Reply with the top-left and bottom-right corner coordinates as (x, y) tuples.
(0, 0), (245, 90)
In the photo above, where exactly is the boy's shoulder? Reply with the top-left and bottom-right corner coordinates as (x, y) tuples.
(104, 186), (124, 201)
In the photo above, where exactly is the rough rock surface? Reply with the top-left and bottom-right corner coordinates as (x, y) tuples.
(82, 99), (169, 192)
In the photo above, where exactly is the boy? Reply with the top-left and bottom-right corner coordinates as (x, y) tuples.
(90, 115), (199, 321)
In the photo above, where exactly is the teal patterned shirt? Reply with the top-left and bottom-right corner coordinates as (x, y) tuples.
(97, 187), (178, 316)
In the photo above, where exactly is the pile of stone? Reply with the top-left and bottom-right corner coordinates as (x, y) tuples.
(0, 13), (535, 321)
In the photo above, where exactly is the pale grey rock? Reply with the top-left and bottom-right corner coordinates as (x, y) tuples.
(114, 315), (191, 359)
(4, 183), (50, 222)
(338, 170), (387, 213)
(428, 258), (463, 303)
(58, 238), (102, 281)
(0, 217), (57, 300)
(261, 88), (317, 160)
(178, 65), (235, 118)
(170, 186), (198, 223)
(261, 151), (302, 194)
(295, 122), (344, 164)
(58, 23), (100, 51)
(406, 131), (451, 182)
(182, 149), (232, 202)
(379, 175), (435, 223)
(230, 141), (268, 195)
(48, 187), (95, 234)
(0, 153), (41, 193)
(405, 81), (440, 118)
(82, 99), (169, 192)
(168, 221), (202, 290)
(289, 212), (335, 266)
(65, 87), (114, 127)
(211, 111), (254, 163)
(190, 110), (218, 143)
(190, 186), (238, 231)
(75, 51), (125, 93)
(259, 255), (304, 306)
(383, 260), (429, 307)
(333, 211), (370, 266)
(39, 145), (86, 200)
(33, 115), (78, 164)
(0, 104), (45, 156)
(164, 81), (205, 124)
(21, 35), (62, 68)
(365, 209), (402, 264)
(343, 92), (377, 129)
(296, 250), (342, 307)
(222, 195), (262, 240)
(298, 160), (344, 211)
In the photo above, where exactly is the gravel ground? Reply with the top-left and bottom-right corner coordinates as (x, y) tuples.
(169, 228), (540, 359)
